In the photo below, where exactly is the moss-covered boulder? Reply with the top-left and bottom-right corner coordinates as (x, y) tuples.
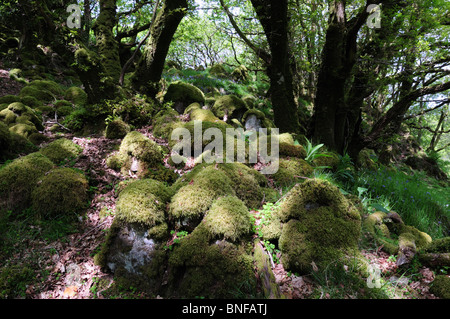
(169, 120), (235, 160)
(167, 223), (257, 298)
(275, 179), (361, 274)
(208, 63), (228, 78)
(94, 179), (174, 291)
(241, 108), (275, 132)
(106, 131), (165, 179)
(270, 158), (314, 187)
(231, 65), (250, 83)
(39, 138), (83, 164)
(19, 80), (64, 103)
(418, 237), (450, 269)
(169, 165), (235, 230)
(211, 95), (248, 123)
(0, 95), (21, 105)
(0, 152), (54, 212)
(64, 86), (88, 106)
(31, 168), (88, 219)
(357, 148), (378, 170)
(164, 81), (205, 114)
(204, 196), (253, 242)
(152, 106), (183, 140)
(430, 275), (450, 299)
(105, 119), (130, 139)
(115, 179), (173, 238)
(0, 102), (44, 131)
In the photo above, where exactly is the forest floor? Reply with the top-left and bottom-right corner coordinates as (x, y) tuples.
(0, 65), (442, 299)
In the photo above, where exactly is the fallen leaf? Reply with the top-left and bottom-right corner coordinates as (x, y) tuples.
(63, 286), (78, 298)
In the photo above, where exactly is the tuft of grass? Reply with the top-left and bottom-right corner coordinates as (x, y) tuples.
(350, 167), (449, 239)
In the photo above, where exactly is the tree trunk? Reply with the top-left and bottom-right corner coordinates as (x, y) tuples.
(131, 0), (188, 97)
(93, 0), (122, 83)
(250, 0), (303, 135)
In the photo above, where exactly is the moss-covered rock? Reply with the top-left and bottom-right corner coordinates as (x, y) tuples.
(115, 179), (173, 234)
(279, 143), (307, 159)
(211, 95), (248, 123)
(0, 102), (44, 131)
(169, 120), (235, 159)
(20, 95), (43, 109)
(169, 165), (235, 230)
(105, 119), (130, 139)
(31, 168), (88, 218)
(357, 148), (378, 170)
(9, 123), (37, 138)
(276, 179), (361, 273)
(39, 138), (83, 164)
(242, 108), (275, 131)
(0, 95), (21, 105)
(204, 196), (253, 242)
(106, 131), (165, 179)
(430, 275), (450, 299)
(208, 63), (228, 78)
(362, 212), (399, 255)
(164, 81), (205, 114)
(152, 106), (183, 140)
(0, 152), (54, 212)
(64, 86), (88, 106)
(18, 80), (64, 103)
(9, 68), (27, 84)
(231, 65), (250, 83)
(167, 223), (257, 298)
(270, 158), (314, 187)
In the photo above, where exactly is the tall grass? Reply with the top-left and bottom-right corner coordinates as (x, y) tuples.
(350, 167), (449, 239)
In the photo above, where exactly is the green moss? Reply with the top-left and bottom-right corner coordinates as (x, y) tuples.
(169, 165), (235, 223)
(276, 179), (362, 273)
(39, 138), (83, 164)
(398, 224), (432, 250)
(119, 131), (163, 167)
(357, 148), (378, 170)
(271, 158), (314, 187)
(189, 108), (225, 124)
(169, 120), (235, 158)
(20, 95), (43, 108)
(0, 152), (54, 212)
(19, 86), (53, 102)
(231, 65), (250, 83)
(115, 179), (172, 230)
(208, 64), (229, 78)
(9, 68), (28, 84)
(167, 223), (256, 298)
(183, 102), (202, 115)
(105, 119), (130, 139)
(9, 123), (37, 138)
(279, 143), (307, 159)
(211, 95), (248, 122)
(32, 168), (88, 218)
(0, 95), (21, 104)
(164, 81), (205, 114)
(422, 237), (450, 254)
(217, 162), (266, 209)
(430, 275), (450, 299)
(64, 86), (88, 106)
(0, 121), (11, 160)
(152, 106), (182, 139)
(0, 102), (43, 131)
(204, 196), (252, 242)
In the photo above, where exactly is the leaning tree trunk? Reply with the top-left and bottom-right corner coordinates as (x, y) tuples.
(131, 0), (188, 97)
